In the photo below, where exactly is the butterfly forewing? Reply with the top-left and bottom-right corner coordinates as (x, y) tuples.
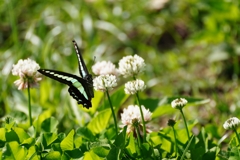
(72, 40), (89, 79)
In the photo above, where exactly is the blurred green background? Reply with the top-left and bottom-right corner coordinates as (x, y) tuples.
(1, 0), (240, 132)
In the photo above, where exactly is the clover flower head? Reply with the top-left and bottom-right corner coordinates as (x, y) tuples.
(124, 79), (146, 95)
(92, 61), (118, 76)
(171, 98), (188, 109)
(12, 58), (42, 90)
(223, 117), (240, 130)
(93, 74), (117, 91)
(167, 119), (176, 127)
(118, 54), (146, 78)
(121, 105), (152, 134)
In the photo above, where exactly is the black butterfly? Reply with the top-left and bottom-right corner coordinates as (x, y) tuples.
(38, 40), (94, 109)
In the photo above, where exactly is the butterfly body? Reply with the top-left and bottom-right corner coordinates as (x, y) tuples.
(38, 41), (94, 109)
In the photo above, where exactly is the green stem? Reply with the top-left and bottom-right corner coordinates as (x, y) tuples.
(106, 89), (118, 135)
(233, 127), (240, 144)
(172, 126), (178, 155)
(135, 125), (142, 148)
(136, 92), (146, 142)
(27, 82), (32, 126)
(179, 108), (190, 139)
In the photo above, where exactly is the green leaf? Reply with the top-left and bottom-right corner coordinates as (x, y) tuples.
(107, 127), (127, 160)
(180, 135), (194, 160)
(33, 110), (52, 133)
(106, 147), (121, 160)
(60, 129), (74, 151)
(2, 141), (27, 160)
(126, 132), (137, 156)
(5, 130), (19, 143)
(76, 127), (95, 141)
(51, 143), (61, 152)
(44, 151), (61, 160)
(84, 151), (102, 160)
(87, 108), (112, 134)
(41, 117), (59, 133)
(65, 148), (84, 158)
(191, 147), (205, 160)
(141, 98), (161, 113)
(74, 136), (82, 148)
(13, 127), (30, 143)
(228, 147), (240, 160)
(113, 126), (126, 149)
(88, 91), (104, 114)
(4, 117), (15, 131)
(21, 137), (35, 148)
(26, 146), (39, 160)
(0, 128), (6, 147)
(43, 132), (58, 147)
(149, 132), (163, 147)
(92, 146), (109, 158)
(141, 143), (151, 157)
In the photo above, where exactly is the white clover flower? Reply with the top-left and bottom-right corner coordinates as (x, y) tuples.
(118, 54), (146, 78)
(121, 105), (152, 134)
(93, 74), (117, 91)
(171, 98), (188, 109)
(92, 61), (118, 76)
(12, 58), (42, 90)
(124, 79), (146, 95)
(223, 117), (240, 130)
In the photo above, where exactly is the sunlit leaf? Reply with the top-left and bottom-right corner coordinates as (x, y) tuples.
(60, 129), (74, 151)
(2, 141), (27, 160)
(84, 151), (102, 160)
(26, 146), (39, 160)
(0, 128), (6, 142)
(92, 146), (109, 158)
(41, 117), (59, 133)
(126, 132), (137, 156)
(13, 127), (30, 143)
(44, 151), (61, 160)
(87, 108), (112, 134)
(43, 133), (58, 147)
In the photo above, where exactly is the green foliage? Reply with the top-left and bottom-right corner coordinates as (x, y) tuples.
(2, 0), (240, 159)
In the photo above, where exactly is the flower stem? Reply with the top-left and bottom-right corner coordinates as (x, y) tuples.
(106, 89), (118, 135)
(233, 127), (240, 144)
(179, 108), (190, 139)
(136, 92), (146, 142)
(172, 126), (178, 155)
(135, 125), (142, 148)
(27, 82), (32, 126)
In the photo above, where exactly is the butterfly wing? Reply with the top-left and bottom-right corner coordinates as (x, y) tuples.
(68, 86), (91, 109)
(72, 40), (94, 99)
(72, 40), (89, 79)
(38, 69), (92, 108)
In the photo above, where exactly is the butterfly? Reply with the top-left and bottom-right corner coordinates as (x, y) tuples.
(38, 40), (94, 109)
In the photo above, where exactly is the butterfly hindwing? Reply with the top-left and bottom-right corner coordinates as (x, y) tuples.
(68, 86), (91, 109)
